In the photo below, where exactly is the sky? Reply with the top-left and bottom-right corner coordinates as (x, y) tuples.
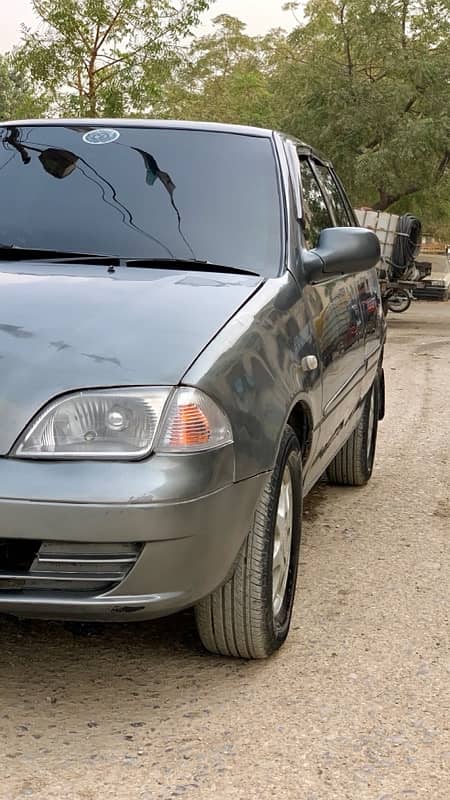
(0, 0), (296, 52)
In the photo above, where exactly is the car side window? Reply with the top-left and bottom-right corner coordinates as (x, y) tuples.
(313, 163), (352, 227)
(331, 170), (357, 224)
(299, 158), (333, 249)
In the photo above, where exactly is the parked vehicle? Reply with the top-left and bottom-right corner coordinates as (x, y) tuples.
(386, 287), (413, 313)
(0, 120), (385, 658)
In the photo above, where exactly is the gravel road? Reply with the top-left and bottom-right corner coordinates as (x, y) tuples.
(1, 302), (449, 800)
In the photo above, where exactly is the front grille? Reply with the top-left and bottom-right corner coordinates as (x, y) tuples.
(0, 540), (141, 593)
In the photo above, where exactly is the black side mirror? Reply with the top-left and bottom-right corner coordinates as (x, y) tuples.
(303, 227), (381, 282)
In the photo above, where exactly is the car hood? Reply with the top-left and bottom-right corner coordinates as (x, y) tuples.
(0, 262), (262, 454)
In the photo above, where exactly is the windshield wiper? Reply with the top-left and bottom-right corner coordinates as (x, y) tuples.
(0, 248), (260, 277)
(0, 245), (113, 262)
(124, 258), (260, 277)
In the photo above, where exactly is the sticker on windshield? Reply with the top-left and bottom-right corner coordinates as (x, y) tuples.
(82, 129), (120, 145)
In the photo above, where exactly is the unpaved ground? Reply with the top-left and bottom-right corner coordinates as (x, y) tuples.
(1, 302), (449, 800)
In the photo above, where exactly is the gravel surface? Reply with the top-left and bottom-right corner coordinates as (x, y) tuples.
(1, 302), (449, 800)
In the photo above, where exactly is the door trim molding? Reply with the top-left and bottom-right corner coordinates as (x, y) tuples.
(323, 362), (365, 416)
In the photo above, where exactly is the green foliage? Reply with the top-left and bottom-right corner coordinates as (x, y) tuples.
(0, 54), (49, 120)
(2, 0), (449, 237)
(160, 2), (449, 237)
(270, 0), (450, 234)
(155, 15), (283, 127)
(16, 0), (211, 116)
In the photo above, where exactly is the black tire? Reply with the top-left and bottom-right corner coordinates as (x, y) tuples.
(387, 290), (411, 313)
(327, 379), (379, 487)
(195, 426), (302, 659)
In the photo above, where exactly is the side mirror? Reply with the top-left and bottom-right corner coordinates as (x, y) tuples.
(303, 227), (381, 282)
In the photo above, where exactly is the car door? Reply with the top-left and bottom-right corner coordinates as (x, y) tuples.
(297, 154), (366, 455)
(315, 162), (384, 398)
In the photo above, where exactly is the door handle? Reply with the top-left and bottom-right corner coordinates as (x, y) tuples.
(301, 355), (318, 371)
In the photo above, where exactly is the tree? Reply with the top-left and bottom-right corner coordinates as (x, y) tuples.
(271, 0), (450, 232)
(0, 54), (49, 120)
(17, 0), (212, 116)
(158, 14), (282, 127)
(159, 3), (449, 235)
(10, 0), (449, 237)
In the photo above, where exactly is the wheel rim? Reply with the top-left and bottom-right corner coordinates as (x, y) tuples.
(367, 387), (376, 461)
(272, 465), (293, 618)
(388, 292), (410, 312)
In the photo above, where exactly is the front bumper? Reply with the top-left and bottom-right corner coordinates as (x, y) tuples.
(0, 448), (268, 621)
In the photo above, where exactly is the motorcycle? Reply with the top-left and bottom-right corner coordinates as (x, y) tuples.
(385, 287), (413, 313)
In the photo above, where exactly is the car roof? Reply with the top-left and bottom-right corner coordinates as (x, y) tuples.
(0, 117), (329, 164)
(1, 118), (273, 136)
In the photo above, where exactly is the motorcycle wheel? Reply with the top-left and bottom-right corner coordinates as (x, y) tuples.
(387, 290), (412, 313)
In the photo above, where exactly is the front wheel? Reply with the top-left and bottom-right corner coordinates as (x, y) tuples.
(195, 426), (303, 659)
(327, 379), (379, 487)
(387, 289), (412, 313)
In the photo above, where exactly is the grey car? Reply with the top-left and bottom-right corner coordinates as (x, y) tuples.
(0, 119), (385, 658)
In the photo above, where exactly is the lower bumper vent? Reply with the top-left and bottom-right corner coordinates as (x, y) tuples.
(0, 540), (141, 593)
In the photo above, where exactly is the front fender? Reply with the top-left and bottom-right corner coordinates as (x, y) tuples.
(182, 272), (322, 481)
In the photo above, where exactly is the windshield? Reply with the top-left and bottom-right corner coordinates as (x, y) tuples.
(0, 124), (282, 277)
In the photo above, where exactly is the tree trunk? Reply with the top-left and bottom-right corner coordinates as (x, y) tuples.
(401, 0), (409, 48)
(87, 73), (97, 115)
(87, 48), (97, 115)
(339, 2), (353, 78)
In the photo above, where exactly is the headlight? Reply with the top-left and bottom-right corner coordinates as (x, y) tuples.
(13, 387), (233, 460)
(13, 388), (171, 459)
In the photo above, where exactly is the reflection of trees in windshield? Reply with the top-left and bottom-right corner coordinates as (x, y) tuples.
(132, 147), (196, 259)
(72, 157), (175, 257)
(5, 128), (79, 179)
(1, 127), (196, 258)
(39, 149), (78, 178)
(3, 127), (32, 165)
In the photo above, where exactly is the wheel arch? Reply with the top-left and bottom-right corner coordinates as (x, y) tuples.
(286, 399), (314, 465)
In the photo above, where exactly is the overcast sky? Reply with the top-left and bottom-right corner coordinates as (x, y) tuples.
(0, 1), (295, 51)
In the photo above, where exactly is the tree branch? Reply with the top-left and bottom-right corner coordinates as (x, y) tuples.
(339, 2), (353, 78)
(93, 22), (100, 50)
(404, 95), (417, 113)
(363, 67), (387, 83)
(94, 54), (130, 74)
(93, 32), (168, 76)
(373, 184), (419, 211)
(362, 96), (419, 153)
(96, 2), (126, 52)
(436, 149), (450, 181)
